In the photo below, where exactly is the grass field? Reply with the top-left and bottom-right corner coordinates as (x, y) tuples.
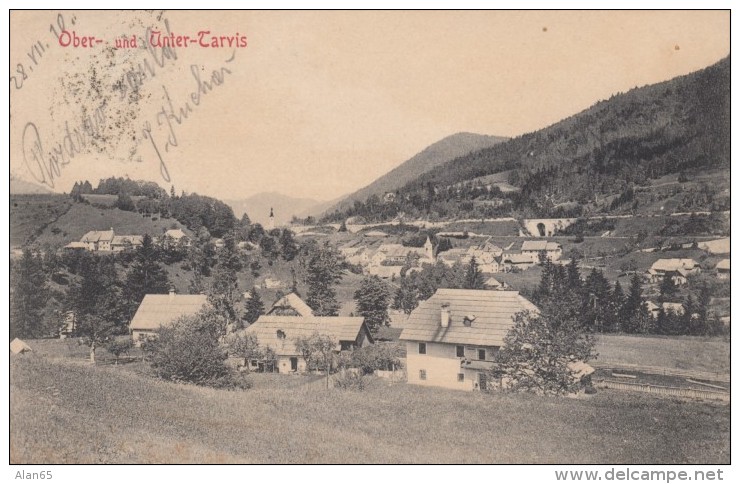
(10, 194), (74, 248)
(33, 203), (190, 249)
(10, 344), (730, 464)
(595, 334), (730, 375)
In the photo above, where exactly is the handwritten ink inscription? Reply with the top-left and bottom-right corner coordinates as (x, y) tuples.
(15, 12), (244, 189)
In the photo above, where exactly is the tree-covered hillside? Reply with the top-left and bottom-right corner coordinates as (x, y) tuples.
(324, 56), (729, 222)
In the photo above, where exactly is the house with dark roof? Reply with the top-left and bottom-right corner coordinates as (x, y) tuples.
(129, 291), (209, 343)
(244, 315), (374, 373)
(400, 288), (538, 391)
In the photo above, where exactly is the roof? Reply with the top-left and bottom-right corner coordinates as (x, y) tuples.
(503, 252), (532, 264)
(484, 277), (502, 288)
(112, 235), (143, 245)
(374, 326), (404, 341)
(521, 240), (560, 252)
(81, 230), (115, 243)
(267, 293), (314, 317)
(651, 258), (697, 272)
(64, 242), (87, 249)
(716, 259), (731, 271)
(698, 237), (730, 254)
(365, 230), (389, 237)
(10, 338), (32, 354)
(400, 289), (539, 347)
(366, 265), (403, 278)
(164, 229), (188, 239)
(244, 316), (371, 355)
(129, 294), (209, 331)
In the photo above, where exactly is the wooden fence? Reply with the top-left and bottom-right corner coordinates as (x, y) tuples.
(595, 379), (730, 403)
(591, 362), (730, 383)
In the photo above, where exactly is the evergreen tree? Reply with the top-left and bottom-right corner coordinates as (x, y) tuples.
(354, 276), (391, 333)
(279, 229), (299, 261)
(208, 234), (242, 331)
(123, 234), (170, 319)
(608, 280), (626, 333)
(658, 274), (678, 301)
(10, 248), (50, 338)
(244, 287), (265, 325)
(623, 273), (650, 333)
(464, 256), (485, 289)
(306, 243), (343, 316)
(67, 254), (126, 360)
(582, 268), (611, 332)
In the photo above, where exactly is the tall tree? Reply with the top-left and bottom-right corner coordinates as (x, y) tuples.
(623, 273), (650, 333)
(354, 276), (391, 333)
(67, 254), (126, 361)
(208, 234), (242, 332)
(244, 287), (265, 325)
(464, 256), (485, 290)
(491, 310), (597, 395)
(608, 280), (626, 333)
(306, 243), (343, 316)
(10, 248), (50, 339)
(123, 234), (170, 319)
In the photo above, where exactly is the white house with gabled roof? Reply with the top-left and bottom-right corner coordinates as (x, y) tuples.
(400, 288), (538, 391)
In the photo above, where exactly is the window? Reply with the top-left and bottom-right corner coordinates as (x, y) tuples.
(419, 369), (427, 380)
(418, 342), (427, 354)
(478, 348), (486, 361)
(457, 373), (465, 382)
(456, 345), (465, 357)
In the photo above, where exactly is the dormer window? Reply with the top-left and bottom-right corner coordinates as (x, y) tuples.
(463, 315), (476, 327)
(276, 329), (286, 340)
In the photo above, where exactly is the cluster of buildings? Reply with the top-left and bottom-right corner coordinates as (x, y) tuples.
(339, 236), (562, 279)
(126, 285), (591, 392)
(63, 228), (191, 252)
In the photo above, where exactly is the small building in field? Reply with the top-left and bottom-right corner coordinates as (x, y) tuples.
(129, 291), (209, 343)
(10, 338), (32, 354)
(400, 288), (538, 391)
(716, 259), (730, 279)
(244, 315), (374, 373)
(484, 277), (507, 290)
(267, 293), (314, 317)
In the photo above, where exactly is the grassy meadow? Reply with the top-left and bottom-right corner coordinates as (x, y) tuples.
(10, 341), (730, 464)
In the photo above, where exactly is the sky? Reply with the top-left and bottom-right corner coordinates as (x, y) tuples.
(9, 10), (730, 202)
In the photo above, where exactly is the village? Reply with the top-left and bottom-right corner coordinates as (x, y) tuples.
(8, 10), (730, 465)
(8, 199), (728, 397)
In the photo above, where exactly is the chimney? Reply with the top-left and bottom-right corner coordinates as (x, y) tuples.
(441, 303), (450, 328)
(169, 287), (175, 300)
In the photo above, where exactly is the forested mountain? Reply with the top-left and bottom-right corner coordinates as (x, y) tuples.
(321, 132), (508, 216)
(323, 56), (730, 222)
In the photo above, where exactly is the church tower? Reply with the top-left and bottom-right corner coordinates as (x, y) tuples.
(267, 207), (275, 231)
(424, 236), (434, 262)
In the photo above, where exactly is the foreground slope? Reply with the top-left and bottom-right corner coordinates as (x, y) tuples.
(11, 352), (729, 464)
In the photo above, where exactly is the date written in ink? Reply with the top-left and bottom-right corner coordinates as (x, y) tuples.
(10, 12), (78, 91)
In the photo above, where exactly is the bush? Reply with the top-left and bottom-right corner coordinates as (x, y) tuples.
(142, 311), (233, 387)
(348, 342), (402, 374)
(333, 370), (366, 391)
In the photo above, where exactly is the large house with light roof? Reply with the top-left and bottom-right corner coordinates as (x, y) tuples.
(400, 288), (539, 391)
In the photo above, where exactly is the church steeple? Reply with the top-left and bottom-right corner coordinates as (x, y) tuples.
(267, 207), (275, 230)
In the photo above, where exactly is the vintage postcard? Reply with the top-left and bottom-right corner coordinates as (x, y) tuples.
(8, 10), (730, 469)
